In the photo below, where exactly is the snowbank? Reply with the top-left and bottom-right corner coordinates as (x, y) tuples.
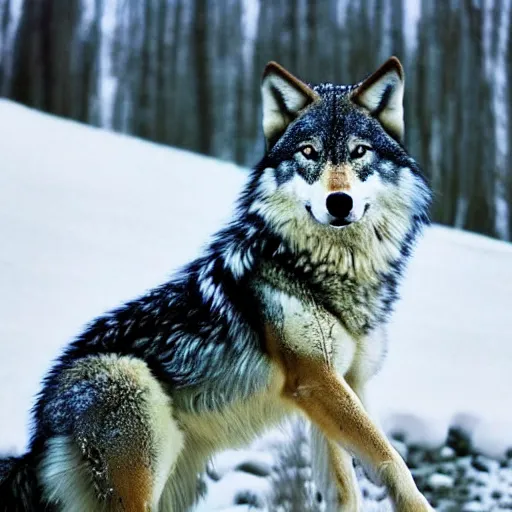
(372, 224), (512, 458)
(0, 100), (244, 452)
(1, 100), (511, 463)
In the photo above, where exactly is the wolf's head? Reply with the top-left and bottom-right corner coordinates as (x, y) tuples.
(243, 57), (430, 272)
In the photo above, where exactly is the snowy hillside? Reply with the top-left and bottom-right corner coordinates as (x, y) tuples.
(1, 101), (512, 510)
(0, 100), (244, 453)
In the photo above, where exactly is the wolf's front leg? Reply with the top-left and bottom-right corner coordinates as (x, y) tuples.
(284, 356), (433, 512)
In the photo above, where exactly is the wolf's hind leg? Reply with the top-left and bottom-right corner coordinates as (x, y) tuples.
(38, 355), (183, 511)
(327, 442), (362, 510)
(311, 425), (362, 511)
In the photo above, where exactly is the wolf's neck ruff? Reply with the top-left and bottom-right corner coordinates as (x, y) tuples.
(211, 170), (428, 338)
(248, 170), (427, 275)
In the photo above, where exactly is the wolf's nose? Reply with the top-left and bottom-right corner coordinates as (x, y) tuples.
(326, 192), (353, 219)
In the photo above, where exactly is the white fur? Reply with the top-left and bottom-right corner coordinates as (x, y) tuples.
(39, 436), (105, 512)
(258, 284), (386, 389)
(269, 148), (384, 230)
(250, 162), (425, 285)
(285, 173), (327, 222)
(145, 373), (185, 508)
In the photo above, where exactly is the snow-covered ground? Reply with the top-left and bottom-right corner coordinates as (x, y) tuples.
(375, 225), (512, 459)
(1, 100), (512, 510)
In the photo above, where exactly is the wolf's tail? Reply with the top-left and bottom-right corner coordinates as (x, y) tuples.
(0, 453), (41, 511)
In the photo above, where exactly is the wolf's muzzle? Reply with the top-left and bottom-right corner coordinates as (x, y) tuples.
(326, 192), (354, 226)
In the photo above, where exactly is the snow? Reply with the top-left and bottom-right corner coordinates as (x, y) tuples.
(196, 471), (271, 511)
(208, 450), (274, 480)
(371, 224), (512, 458)
(427, 473), (454, 490)
(1, 99), (512, 504)
(0, 99), (244, 453)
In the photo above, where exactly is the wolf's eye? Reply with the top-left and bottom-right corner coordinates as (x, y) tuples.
(299, 145), (319, 160)
(350, 145), (371, 159)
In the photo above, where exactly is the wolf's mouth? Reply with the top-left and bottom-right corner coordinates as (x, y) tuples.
(305, 203), (370, 227)
(329, 217), (352, 227)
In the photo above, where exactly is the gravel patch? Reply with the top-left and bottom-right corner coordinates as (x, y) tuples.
(202, 425), (512, 511)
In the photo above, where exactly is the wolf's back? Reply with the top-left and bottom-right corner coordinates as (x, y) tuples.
(0, 453), (43, 511)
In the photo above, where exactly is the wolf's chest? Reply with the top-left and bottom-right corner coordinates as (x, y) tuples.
(315, 274), (385, 335)
(256, 257), (386, 338)
(257, 282), (358, 375)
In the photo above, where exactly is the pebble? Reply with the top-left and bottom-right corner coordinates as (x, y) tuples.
(235, 460), (272, 478)
(200, 423), (512, 512)
(440, 446), (455, 460)
(472, 456), (491, 473)
(427, 473), (454, 490)
(447, 427), (473, 456)
(461, 501), (488, 512)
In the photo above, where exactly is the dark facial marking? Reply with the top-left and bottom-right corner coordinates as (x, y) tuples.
(275, 160), (297, 186)
(268, 83), (411, 189)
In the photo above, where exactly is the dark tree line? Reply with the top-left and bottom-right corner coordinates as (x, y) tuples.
(0, 0), (510, 240)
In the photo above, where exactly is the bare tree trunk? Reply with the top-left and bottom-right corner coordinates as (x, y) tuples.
(0, 0), (12, 93)
(486, 0), (511, 240)
(194, 0), (211, 155)
(2, 0), (511, 241)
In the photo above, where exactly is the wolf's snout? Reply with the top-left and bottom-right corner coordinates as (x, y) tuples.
(326, 192), (353, 219)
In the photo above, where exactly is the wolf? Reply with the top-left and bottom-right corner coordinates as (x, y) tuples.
(0, 57), (433, 511)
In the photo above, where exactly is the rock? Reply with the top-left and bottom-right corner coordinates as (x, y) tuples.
(491, 490), (503, 500)
(427, 472), (454, 490)
(440, 446), (456, 460)
(437, 462), (456, 476)
(461, 501), (487, 512)
(206, 460), (221, 481)
(234, 490), (265, 508)
(235, 460), (272, 478)
(471, 455), (491, 473)
(200, 423), (512, 511)
(210, 450), (275, 480)
(447, 427), (472, 456)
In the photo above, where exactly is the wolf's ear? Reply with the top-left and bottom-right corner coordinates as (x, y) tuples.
(352, 57), (405, 141)
(261, 62), (317, 149)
